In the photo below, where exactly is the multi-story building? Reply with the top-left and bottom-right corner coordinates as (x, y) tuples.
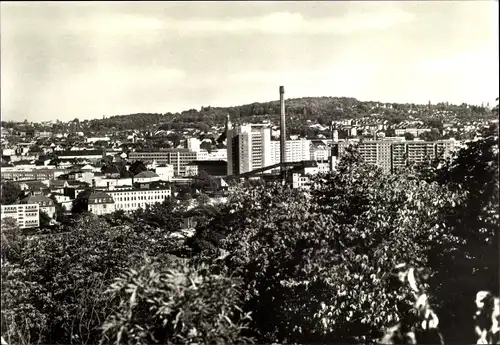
(107, 187), (172, 213)
(394, 127), (432, 137)
(269, 138), (310, 165)
(1, 203), (40, 229)
(155, 165), (174, 181)
(186, 138), (201, 152)
(57, 150), (105, 162)
(1, 168), (68, 181)
(87, 191), (115, 216)
(128, 149), (199, 176)
(310, 140), (331, 161)
(333, 139), (456, 173)
(227, 122), (272, 175)
(286, 161), (320, 190)
(196, 149), (228, 161)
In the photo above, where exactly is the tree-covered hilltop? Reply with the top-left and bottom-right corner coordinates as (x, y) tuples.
(2, 97), (495, 134)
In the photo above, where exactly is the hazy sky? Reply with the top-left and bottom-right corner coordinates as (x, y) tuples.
(1, 1), (498, 122)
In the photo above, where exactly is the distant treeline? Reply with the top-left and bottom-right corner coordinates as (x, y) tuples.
(2, 97), (495, 134)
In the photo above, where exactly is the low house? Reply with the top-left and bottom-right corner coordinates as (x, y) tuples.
(17, 180), (48, 195)
(49, 180), (70, 194)
(87, 191), (115, 215)
(133, 171), (160, 184)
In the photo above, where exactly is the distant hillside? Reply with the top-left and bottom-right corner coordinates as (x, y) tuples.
(2, 96), (495, 134)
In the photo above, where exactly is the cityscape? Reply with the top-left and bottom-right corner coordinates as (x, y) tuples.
(1, 2), (499, 345)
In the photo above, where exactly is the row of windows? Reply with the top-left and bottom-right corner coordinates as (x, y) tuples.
(115, 200), (161, 209)
(113, 194), (167, 202)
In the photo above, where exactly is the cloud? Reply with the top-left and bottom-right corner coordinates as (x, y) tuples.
(59, 8), (414, 37)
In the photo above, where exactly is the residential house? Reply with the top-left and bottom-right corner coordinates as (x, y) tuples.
(87, 191), (115, 215)
(18, 194), (56, 218)
(17, 180), (48, 195)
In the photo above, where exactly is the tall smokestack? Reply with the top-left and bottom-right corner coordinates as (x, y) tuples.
(280, 86), (286, 172)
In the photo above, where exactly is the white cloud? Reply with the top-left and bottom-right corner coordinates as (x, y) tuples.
(168, 9), (414, 36)
(60, 8), (414, 37)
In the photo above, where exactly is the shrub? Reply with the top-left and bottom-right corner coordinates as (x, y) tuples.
(100, 256), (253, 345)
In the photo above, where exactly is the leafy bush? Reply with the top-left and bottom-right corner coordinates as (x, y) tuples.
(101, 256), (253, 345)
(188, 148), (467, 343)
(1, 215), (188, 344)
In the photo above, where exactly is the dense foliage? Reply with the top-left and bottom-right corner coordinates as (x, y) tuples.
(1, 135), (498, 344)
(101, 257), (253, 345)
(0, 181), (22, 205)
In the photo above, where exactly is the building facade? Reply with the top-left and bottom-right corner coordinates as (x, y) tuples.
(1, 203), (40, 229)
(333, 139), (456, 173)
(128, 149), (199, 176)
(88, 191), (115, 216)
(107, 187), (172, 212)
(269, 139), (311, 165)
(227, 123), (272, 175)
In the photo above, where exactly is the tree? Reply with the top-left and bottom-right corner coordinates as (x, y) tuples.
(404, 132), (415, 141)
(39, 210), (52, 229)
(420, 129), (441, 141)
(0, 181), (22, 205)
(200, 141), (212, 153)
(72, 188), (92, 214)
(415, 137), (499, 343)
(129, 160), (148, 176)
(190, 151), (460, 343)
(100, 256), (253, 345)
(1, 215), (189, 345)
(133, 197), (184, 232)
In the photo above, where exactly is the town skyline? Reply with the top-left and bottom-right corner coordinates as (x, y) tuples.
(1, 1), (498, 122)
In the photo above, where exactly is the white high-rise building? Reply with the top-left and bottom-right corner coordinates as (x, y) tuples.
(187, 138), (201, 152)
(227, 121), (272, 175)
(269, 138), (311, 165)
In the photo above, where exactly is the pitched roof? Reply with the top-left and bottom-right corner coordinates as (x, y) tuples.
(134, 171), (159, 178)
(50, 180), (68, 187)
(88, 191), (114, 204)
(20, 180), (47, 190)
(18, 194), (53, 205)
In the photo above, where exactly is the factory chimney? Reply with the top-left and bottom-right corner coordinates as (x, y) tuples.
(280, 86), (286, 172)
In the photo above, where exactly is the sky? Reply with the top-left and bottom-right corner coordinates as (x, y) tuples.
(1, 1), (498, 122)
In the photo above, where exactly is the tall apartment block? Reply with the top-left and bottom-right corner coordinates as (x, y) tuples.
(227, 123), (272, 175)
(333, 139), (457, 173)
(269, 138), (311, 165)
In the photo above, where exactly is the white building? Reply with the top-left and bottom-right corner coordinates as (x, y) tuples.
(88, 191), (115, 215)
(187, 138), (201, 152)
(269, 139), (310, 165)
(287, 161), (320, 190)
(227, 121), (272, 175)
(94, 177), (133, 189)
(86, 137), (110, 143)
(108, 187), (172, 212)
(197, 149), (228, 161)
(133, 171), (160, 183)
(155, 165), (174, 181)
(1, 203), (40, 229)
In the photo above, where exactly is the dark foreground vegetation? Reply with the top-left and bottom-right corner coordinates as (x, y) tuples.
(1, 134), (499, 344)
